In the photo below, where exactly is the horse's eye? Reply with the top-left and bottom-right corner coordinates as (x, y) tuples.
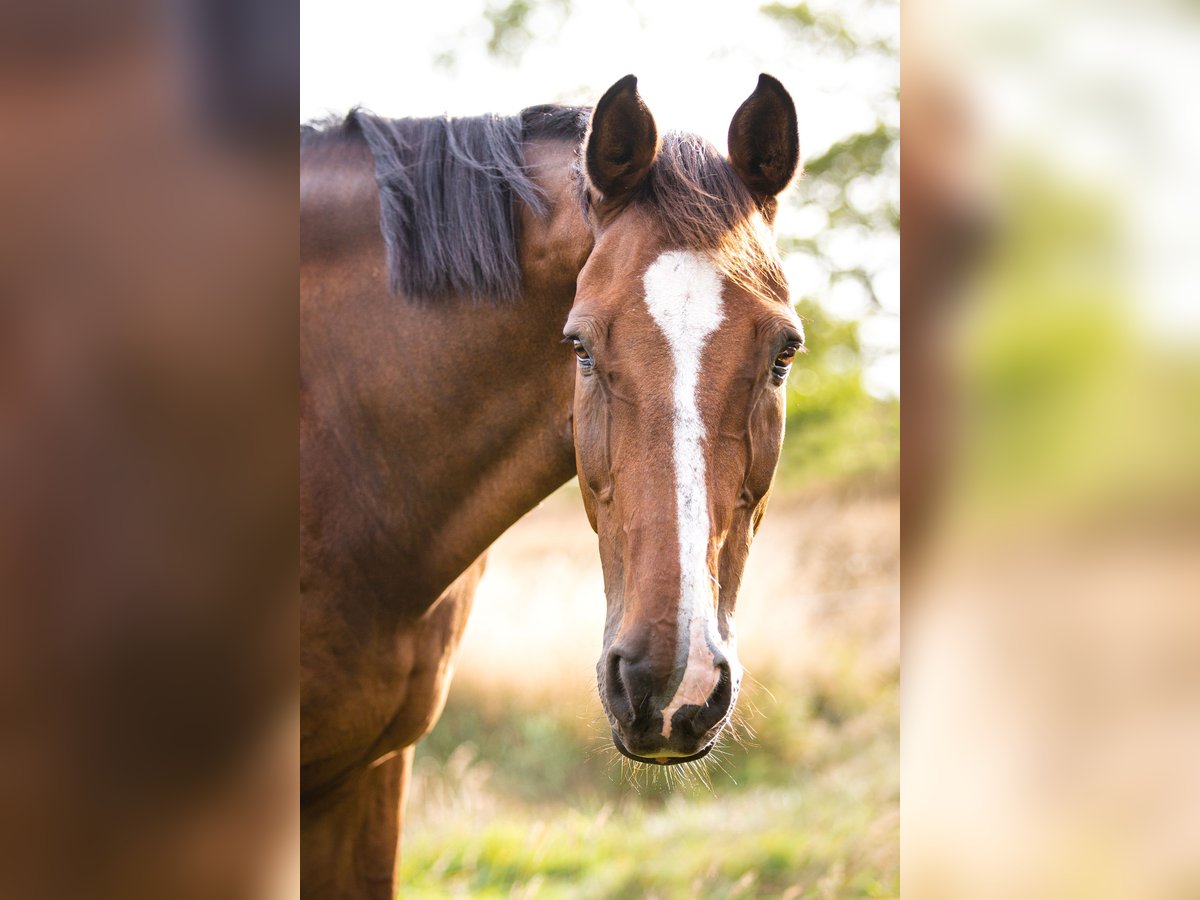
(774, 346), (795, 369)
(772, 342), (801, 379)
(572, 339), (592, 366)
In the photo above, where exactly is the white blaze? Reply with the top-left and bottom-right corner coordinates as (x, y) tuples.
(642, 250), (728, 739)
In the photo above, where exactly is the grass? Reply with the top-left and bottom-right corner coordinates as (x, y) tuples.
(399, 665), (897, 898)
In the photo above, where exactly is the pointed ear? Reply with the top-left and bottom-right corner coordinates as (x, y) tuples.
(727, 73), (800, 205)
(585, 74), (659, 201)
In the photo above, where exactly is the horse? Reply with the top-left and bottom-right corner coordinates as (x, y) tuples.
(300, 73), (802, 898)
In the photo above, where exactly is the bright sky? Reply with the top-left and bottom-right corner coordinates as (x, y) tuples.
(301, 0), (899, 395)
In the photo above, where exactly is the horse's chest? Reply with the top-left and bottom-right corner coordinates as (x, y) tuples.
(302, 560), (480, 783)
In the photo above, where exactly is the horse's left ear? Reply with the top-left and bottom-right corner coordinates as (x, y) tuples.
(728, 74), (800, 209)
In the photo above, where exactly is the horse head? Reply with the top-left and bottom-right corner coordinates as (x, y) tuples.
(566, 74), (802, 765)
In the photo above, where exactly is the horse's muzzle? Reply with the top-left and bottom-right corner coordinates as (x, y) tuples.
(602, 651), (735, 762)
(610, 730), (715, 765)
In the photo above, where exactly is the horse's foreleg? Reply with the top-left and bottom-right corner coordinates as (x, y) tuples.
(300, 746), (411, 900)
(301, 555), (484, 899)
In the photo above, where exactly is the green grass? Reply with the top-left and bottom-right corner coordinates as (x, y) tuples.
(399, 668), (898, 898)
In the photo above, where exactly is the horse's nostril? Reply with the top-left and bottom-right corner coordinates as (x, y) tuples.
(605, 651), (635, 726)
(676, 661), (733, 740)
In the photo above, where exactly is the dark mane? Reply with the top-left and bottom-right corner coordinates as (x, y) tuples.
(300, 103), (782, 305)
(302, 105), (588, 303)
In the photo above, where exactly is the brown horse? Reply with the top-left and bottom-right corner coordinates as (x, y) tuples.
(300, 73), (801, 898)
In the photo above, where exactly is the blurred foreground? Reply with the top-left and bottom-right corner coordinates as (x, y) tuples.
(0, 3), (298, 898)
(401, 486), (899, 898)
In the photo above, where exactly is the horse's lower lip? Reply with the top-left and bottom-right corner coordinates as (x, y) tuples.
(610, 730), (714, 766)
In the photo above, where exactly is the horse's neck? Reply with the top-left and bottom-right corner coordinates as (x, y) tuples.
(301, 138), (591, 615)
(394, 290), (581, 607)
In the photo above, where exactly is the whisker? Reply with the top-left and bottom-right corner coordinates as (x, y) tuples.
(712, 759), (737, 786)
(687, 758), (717, 796)
(742, 667), (778, 706)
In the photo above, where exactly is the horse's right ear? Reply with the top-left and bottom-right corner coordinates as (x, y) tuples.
(585, 75), (659, 202)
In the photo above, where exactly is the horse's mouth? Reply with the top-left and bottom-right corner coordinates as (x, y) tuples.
(610, 730), (714, 766)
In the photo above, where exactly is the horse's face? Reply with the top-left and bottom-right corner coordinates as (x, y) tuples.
(567, 75), (801, 765)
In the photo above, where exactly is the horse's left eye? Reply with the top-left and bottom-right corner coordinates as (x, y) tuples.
(772, 344), (798, 377)
(572, 339), (592, 366)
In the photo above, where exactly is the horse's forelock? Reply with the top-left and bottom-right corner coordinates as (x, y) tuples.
(571, 130), (789, 306)
(646, 133), (789, 305)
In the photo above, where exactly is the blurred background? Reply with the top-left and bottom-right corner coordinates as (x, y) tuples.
(903, 0), (1200, 897)
(302, 0), (900, 896)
